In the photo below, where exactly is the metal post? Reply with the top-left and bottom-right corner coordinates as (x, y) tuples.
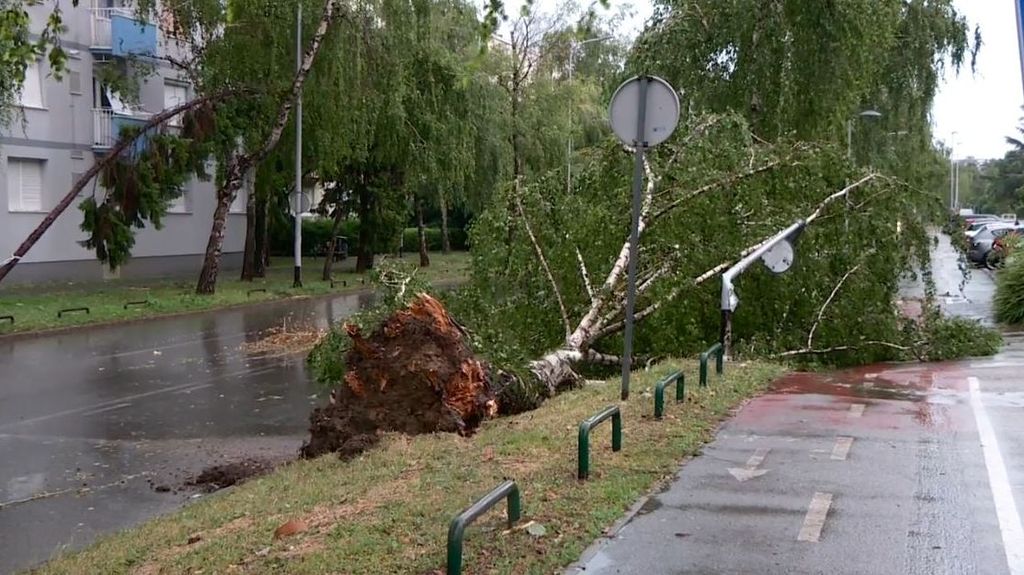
(954, 160), (960, 209)
(1016, 0), (1024, 102)
(292, 2), (303, 288)
(621, 75), (648, 401)
(720, 308), (732, 358)
(567, 41), (574, 195)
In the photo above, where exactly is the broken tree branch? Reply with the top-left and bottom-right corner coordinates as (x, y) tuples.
(567, 155), (657, 350)
(774, 341), (913, 358)
(576, 246), (595, 302)
(516, 192), (572, 338)
(592, 175), (881, 342)
(806, 262), (863, 349)
(651, 159), (787, 221)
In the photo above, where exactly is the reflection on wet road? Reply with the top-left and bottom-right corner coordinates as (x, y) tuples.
(0, 292), (371, 573)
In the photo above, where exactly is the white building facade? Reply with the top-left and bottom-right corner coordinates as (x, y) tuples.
(0, 1), (246, 284)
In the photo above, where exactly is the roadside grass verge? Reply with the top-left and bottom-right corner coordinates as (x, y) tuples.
(0, 252), (468, 336)
(34, 360), (783, 575)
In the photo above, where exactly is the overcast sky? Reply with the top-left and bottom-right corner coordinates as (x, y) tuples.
(933, 0), (1023, 160)
(501, 0), (1022, 161)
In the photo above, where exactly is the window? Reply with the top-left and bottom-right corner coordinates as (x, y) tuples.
(169, 182), (188, 213)
(7, 158), (44, 212)
(69, 70), (82, 95)
(164, 82), (188, 127)
(18, 61), (44, 109)
(230, 188), (246, 214)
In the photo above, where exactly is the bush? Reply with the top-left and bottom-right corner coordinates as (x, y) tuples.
(996, 254), (1024, 324)
(269, 218), (361, 257)
(914, 314), (1002, 360)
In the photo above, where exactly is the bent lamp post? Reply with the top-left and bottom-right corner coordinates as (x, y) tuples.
(720, 220), (806, 358)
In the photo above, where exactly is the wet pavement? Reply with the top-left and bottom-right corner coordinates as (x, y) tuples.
(0, 292), (372, 573)
(568, 234), (1024, 575)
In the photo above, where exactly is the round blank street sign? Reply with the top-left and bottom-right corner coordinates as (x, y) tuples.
(289, 191), (312, 215)
(609, 75), (680, 147)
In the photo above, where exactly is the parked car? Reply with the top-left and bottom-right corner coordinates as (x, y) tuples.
(969, 226), (1022, 264)
(966, 220), (1013, 239)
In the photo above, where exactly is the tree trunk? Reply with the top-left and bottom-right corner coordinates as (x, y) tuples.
(196, 191), (234, 294)
(440, 191), (451, 254)
(356, 185), (374, 273)
(195, 0), (341, 293)
(240, 168), (257, 281)
(418, 197), (430, 268)
(322, 207), (344, 280)
(254, 194), (268, 278)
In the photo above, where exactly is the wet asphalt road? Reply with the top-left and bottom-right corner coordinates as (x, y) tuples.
(0, 292), (372, 574)
(569, 234), (1024, 575)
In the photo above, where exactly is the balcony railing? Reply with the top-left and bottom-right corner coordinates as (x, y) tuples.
(93, 108), (152, 150)
(90, 7), (156, 56)
(92, 108), (115, 148)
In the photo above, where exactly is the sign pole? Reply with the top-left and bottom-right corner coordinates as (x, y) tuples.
(293, 1), (303, 288)
(621, 75), (649, 401)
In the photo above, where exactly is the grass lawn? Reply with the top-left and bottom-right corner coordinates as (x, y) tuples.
(33, 359), (784, 575)
(0, 252), (469, 336)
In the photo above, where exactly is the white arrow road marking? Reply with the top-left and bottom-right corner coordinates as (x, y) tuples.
(969, 376), (1024, 574)
(728, 447), (770, 482)
(797, 492), (833, 542)
(831, 436), (854, 461)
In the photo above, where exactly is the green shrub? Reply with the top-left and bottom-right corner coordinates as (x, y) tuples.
(996, 254), (1024, 324)
(914, 314), (1002, 360)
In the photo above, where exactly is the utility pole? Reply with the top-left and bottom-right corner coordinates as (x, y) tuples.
(293, 1), (303, 288)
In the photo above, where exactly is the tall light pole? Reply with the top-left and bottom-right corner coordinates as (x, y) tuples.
(845, 109), (882, 233)
(566, 35), (612, 194)
(293, 1), (303, 288)
(949, 131), (959, 213)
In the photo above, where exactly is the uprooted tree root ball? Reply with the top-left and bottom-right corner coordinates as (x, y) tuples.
(301, 294), (502, 459)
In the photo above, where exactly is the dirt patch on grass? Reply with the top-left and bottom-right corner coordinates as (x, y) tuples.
(186, 459), (277, 492)
(300, 294), (499, 459)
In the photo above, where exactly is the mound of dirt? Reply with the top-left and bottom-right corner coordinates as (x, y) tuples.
(300, 294), (500, 459)
(186, 459), (275, 492)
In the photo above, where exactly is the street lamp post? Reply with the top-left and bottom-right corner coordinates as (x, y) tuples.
(845, 109), (882, 233)
(566, 35), (612, 194)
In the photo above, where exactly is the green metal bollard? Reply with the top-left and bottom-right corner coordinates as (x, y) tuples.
(578, 405), (623, 480)
(446, 480), (521, 575)
(654, 371), (684, 420)
(699, 342), (724, 387)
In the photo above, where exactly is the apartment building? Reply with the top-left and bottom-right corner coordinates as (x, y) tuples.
(0, 1), (246, 285)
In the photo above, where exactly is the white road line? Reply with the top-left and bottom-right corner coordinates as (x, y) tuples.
(864, 373), (878, 380)
(797, 492), (833, 542)
(831, 437), (853, 461)
(848, 404), (865, 418)
(79, 402), (131, 417)
(969, 376), (1024, 574)
(747, 447), (770, 468)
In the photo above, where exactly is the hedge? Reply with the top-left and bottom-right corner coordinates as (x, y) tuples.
(270, 219), (467, 256)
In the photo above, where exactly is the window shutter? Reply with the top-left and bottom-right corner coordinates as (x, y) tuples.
(20, 161), (43, 211)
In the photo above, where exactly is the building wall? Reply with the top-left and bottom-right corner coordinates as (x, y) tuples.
(0, 1), (246, 285)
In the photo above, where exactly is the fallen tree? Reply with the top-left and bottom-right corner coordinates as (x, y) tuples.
(304, 115), (935, 455)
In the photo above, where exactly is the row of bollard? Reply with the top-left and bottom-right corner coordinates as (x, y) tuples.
(445, 341), (726, 575)
(0, 301), (155, 325)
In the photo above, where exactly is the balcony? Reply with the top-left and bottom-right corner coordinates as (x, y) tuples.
(90, 7), (157, 57)
(92, 108), (152, 153)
